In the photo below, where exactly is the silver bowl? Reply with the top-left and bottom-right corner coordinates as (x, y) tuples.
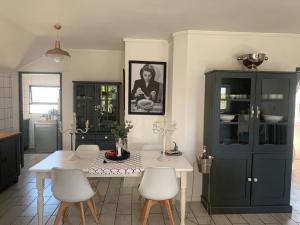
(237, 53), (268, 70)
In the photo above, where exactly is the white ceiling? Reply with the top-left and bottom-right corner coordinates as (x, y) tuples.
(1, 0), (300, 50)
(0, 0), (299, 70)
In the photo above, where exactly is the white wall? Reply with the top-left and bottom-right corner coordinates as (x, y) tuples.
(172, 30), (300, 200)
(124, 39), (169, 150)
(17, 49), (124, 149)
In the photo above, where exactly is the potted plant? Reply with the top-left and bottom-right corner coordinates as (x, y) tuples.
(111, 120), (133, 156)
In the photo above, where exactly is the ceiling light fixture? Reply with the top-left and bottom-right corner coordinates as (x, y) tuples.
(45, 24), (70, 62)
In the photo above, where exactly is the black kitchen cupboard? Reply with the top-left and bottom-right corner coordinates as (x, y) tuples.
(202, 70), (297, 214)
(0, 133), (21, 191)
(73, 81), (122, 150)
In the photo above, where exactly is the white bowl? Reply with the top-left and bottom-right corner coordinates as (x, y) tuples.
(137, 99), (154, 110)
(239, 114), (249, 121)
(220, 114), (235, 122)
(262, 115), (283, 123)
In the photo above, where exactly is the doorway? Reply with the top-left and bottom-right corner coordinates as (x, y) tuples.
(19, 72), (62, 158)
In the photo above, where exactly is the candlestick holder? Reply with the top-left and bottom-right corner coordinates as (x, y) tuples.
(58, 112), (90, 150)
(152, 116), (176, 161)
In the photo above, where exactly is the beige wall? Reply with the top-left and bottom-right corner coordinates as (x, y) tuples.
(124, 39), (169, 150)
(17, 49), (124, 149)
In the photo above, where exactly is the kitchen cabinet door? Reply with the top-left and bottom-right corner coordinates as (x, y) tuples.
(211, 152), (252, 206)
(215, 71), (256, 153)
(254, 72), (297, 153)
(251, 153), (292, 206)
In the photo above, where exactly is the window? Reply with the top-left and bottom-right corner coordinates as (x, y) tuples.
(296, 88), (300, 124)
(29, 86), (60, 114)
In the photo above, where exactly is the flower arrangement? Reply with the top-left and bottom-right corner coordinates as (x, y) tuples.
(111, 120), (133, 138)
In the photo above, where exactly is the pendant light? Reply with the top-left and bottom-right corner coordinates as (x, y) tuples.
(45, 24), (70, 62)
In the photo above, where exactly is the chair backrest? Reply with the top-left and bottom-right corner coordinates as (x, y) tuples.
(76, 144), (100, 152)
(138, 167), (179, 200)
(51, 168), (94, 202)
(76, 144), (100, 158)
(142, 144), (162, 151)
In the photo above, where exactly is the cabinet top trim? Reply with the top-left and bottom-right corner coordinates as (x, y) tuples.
(73, 81), (122, 85)
(205, 70), (296, 75)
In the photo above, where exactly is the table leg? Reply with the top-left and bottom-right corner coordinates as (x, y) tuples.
(36, 173), (45, 225)
(180, 172), (187, 225)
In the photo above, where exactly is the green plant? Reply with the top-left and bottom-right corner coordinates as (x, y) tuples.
(111, 120), (133, 138)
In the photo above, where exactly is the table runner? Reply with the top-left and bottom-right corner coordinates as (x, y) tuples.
(88, 151), (142, 175)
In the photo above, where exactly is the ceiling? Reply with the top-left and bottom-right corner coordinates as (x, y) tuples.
(0, 0), (299, 70)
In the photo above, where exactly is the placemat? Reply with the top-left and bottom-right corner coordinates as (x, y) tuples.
(88, 151), (142, 175)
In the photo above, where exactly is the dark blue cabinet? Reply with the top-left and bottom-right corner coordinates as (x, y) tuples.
(202, 70), (296, 214)
(0, 134), (20, 191)
(73, 81), (122, 150)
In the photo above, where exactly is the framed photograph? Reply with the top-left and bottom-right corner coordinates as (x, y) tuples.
(128, 60), (166, 115)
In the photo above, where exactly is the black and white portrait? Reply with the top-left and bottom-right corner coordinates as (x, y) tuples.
(128, 60), (166, 115)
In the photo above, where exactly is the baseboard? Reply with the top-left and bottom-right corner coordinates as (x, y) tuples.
(201, 195), (292, 214)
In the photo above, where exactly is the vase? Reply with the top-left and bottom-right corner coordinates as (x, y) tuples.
(115, 138), (128, 156)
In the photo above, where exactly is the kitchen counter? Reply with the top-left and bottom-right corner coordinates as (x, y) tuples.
(0, 131), (21, 140)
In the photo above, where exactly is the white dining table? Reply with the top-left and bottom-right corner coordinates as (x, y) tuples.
(29, 150), (193, 225)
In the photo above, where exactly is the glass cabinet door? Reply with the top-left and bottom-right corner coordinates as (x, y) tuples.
(254, 73), (294, 152)
(218, 73), (255, 151)
(96, 84), (119, 131)
(74, 84), (96, 130)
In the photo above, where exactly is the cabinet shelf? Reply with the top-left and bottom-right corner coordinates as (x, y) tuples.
(259, 122), (288, 125)
(220, 121), (240, 125)
(220, 98), (250, 102)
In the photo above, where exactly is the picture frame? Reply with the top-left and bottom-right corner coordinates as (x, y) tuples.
(128, 60), (166, 115)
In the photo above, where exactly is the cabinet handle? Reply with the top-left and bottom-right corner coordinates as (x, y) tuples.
(247, 178), (252, 182)
(251, 106), (254, 118)
(256, 106), (260, 119)
(81, 136), (85, 140)
(105, 136), (108, 139)
(253, 178), (258, 183)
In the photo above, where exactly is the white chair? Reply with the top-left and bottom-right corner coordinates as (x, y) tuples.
(138, 167), (179, 225)
(51, 168), (100, 225)
(76, 144), (100, 155)
(142, 144), (162, 151)
(76, 144), (102, 200)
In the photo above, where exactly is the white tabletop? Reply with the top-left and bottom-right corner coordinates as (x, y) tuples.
(29, 150), (193, 174)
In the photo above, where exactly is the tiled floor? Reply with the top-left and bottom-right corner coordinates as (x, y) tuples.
(1, 154), (300, 225)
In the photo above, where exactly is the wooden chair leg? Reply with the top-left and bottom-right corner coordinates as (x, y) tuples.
(141, 199), (152, 225)
(54, 202), (69, 225)
(87, 199), (100, 224)
(62, 206), (70, 224)
(169, 199), (174, 211)
(164, 200), (175, 225)
(76, 202), (86, 225)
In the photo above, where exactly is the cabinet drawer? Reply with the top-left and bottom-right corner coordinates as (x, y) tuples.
(76, 134), (96, 141)
(96, 134), (114, 141)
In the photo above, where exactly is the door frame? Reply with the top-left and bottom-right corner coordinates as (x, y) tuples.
(18, 72), (63, 167)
